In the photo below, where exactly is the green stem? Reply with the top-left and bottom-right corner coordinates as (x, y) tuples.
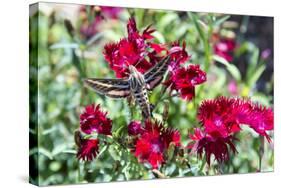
(258, 136), (265, 172)
(218, 162), (224, 174)
(154, 93), (179, 110)
(152, 169), (168, 178)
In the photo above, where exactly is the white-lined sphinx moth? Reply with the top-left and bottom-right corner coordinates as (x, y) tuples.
(84, 55), (171, 119)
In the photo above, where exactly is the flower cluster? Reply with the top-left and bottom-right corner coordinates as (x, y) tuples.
(104, 18), (166, 78)
(79, 6), (123, 40)
(131, 120), (181, 169)
(77, 104), (112, 161)
(103, 18), (206, 100)
(164, 64), (207, 100)
(75, 17), (274, 173)
(162, 41), (207, 100)
(189, 97), (273, 164)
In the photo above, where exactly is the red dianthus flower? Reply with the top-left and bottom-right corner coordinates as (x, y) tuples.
(134, 120), (181, 169)
(103, 18), (167, 78)
(169, 41), (191, 71)
(77, 139), (99, 161)
(190, 97), (273, 165)
(128, 120), (144, 136)
(189, 128), (237, 165)
(80, 104), (112, 135)
(79, 6), (122, 39)
(164, 65), (206, 100)
(214, 37), (236, 62)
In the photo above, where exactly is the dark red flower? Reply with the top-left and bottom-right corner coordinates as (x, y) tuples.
(77, 139), (99, 161)
(79, 6), (122, 39)
(134, 120), (180, 169)
(234, 100), (274, 141)
(169, 41), (191, 70)
(128, 121), (143, 136)
(127, 17), (138, 38)
(198, 97), (241, 138)
(189, 128), (237, 165)
(164, 65), (206, 100)
(103, 17), (167, 78)
(214, 37), (236, 62)
(198, 97), (274, 140)
(190, 97), (273, 164)
(80, 104), (112, 135)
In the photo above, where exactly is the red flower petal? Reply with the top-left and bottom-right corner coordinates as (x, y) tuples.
(134, 120), (181, 169)
(80, 104), (112, 135)
(164, 65), (206, 100)
(77, 139), (99, 161)
(128, 121), (144, 136)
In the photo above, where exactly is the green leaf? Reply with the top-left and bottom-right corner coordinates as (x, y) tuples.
(38, 148), (53, 160)
(50, 42), (79, 49)
(188, 12), (206, 41)
(42, 126), (57, 135)
(152, 31), (166, 43)
(213, 55), (241, 81)
(159, 13), (178, 29)
(114, 124), (126, 138)
(108, 145), (121, 161)
(122, 162), (131, 180)
(86, 32), (104, 47)
(96, 145), (108, 159)
(235, 41), (255, 56)
(246, 47), (260, 82)
(248, 64), (266, 87)
(250, 46), (260, 67)
(71, 49), (85, 77)
(61, 149), (77, 154)
(167, 144), (175, 161)
(214, 15), (231, 27)
(52, 144), (68, 156)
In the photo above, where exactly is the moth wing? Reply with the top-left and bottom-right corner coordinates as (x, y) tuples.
(84, 78), (130, 98)
(144, 55), (171, 90)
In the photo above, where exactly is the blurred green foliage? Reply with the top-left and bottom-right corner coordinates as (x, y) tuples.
(29, 3), (273, 186)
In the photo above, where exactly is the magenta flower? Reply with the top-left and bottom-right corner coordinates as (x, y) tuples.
(214, 37), (236, 62)
(234, 101), (274, 141)
(261, 49), (271, 60)
(169, 41), (191, 70)
(80, 104), (112, 135)
(164, 64), (206, 100)
(79, 6), (123, 39)
(199, 97), (273, 139)
(134, 120), (181, 169)
(198, 97), (241, 138)
(228, 80), (238, 95)
(104, 18), (167, 78)
(128, 120), (143, 136)
(190, 97), (273, 165)
(189, 128), (237, 165)
(77, 139), (99, 161)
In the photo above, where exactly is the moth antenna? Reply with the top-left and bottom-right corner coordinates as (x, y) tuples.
(111, 63), (130, 76)
(133, 52), (149, 68)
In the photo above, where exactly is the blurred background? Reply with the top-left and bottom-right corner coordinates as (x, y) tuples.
(29, 2), (273, 186)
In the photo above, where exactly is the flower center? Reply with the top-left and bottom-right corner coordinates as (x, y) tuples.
(151, 143), (161, 152)
(214, 117), (223, 127)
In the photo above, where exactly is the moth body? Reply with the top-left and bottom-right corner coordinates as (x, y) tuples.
(84, 55), (171, 119)
(128, 65), (151, 119)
